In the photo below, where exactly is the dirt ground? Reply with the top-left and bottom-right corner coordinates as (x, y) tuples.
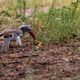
(0, 41), (80, 80)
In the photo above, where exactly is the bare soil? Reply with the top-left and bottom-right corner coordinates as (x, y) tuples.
(0, 41), (80, 80)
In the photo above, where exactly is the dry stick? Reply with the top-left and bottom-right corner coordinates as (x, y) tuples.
(32, 41), (35, 50)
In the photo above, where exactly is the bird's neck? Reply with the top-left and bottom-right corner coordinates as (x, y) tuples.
(22, 31), (26, 35)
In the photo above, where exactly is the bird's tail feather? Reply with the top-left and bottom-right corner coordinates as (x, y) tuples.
(1, 37), (10, 52)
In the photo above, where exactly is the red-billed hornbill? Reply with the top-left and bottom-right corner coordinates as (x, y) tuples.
(0, 24), (36, 52)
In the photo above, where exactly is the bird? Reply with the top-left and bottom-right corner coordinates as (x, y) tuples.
(0, 24), (36, 53)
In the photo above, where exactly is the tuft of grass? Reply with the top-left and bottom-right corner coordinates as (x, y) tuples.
(34, 0), (80, 43)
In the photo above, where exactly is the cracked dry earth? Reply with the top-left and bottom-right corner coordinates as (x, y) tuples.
(0, 41), (80, 80)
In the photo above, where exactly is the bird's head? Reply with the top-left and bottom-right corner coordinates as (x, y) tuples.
(19, 25), (36, 40)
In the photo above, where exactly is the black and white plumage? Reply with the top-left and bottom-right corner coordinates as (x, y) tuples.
(0, 24), (36, 53)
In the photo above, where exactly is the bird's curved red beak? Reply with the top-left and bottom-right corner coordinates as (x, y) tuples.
(28, 30), (36, 40)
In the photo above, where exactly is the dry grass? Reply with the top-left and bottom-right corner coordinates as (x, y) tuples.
(0, 0), (73, 11)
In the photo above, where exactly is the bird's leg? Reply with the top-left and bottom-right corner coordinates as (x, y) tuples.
(1, 37), (11, 53)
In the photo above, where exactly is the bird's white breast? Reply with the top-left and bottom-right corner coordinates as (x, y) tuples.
(16, 36), (22, 46)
